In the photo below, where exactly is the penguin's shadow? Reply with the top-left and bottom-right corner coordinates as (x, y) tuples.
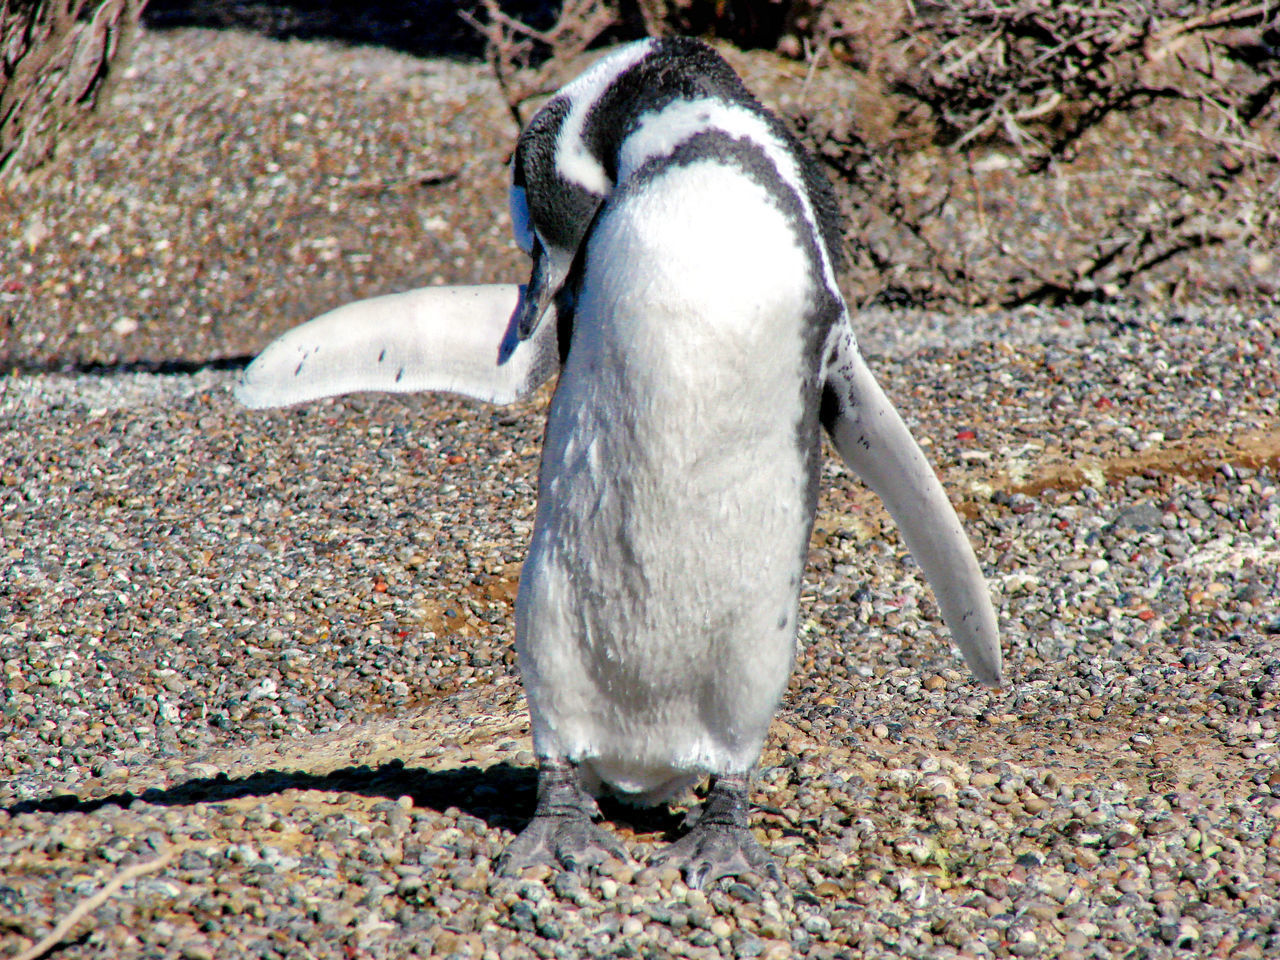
(5, 760), (685, 841)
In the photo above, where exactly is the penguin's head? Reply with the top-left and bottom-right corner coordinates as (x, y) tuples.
(508, 40), (660, 339)
(507, 38), (780, 340)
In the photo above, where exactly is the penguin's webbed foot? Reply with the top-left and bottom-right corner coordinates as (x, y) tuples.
(498, 758), (631, 875)
(649, 774), (780, 889)
(500, 813), (629, 875)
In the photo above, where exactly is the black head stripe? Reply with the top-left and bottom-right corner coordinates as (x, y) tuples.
(516, 96), (568, 179)
(515, 97), (600, 255)
(578, 39), (751, 182)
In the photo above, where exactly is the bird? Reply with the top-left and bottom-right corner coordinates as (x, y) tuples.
(236, 36), (1002, 888)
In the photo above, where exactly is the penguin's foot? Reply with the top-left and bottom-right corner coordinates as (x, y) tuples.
(649, 774), (780, 889)
(499, 758), (631, 875)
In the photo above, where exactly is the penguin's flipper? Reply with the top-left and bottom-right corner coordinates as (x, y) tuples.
(822, 324), (1003, 687)
(234, 283), (559, 410)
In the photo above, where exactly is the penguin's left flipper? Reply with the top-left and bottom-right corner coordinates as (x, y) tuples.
(821, 324), (1004, 687)
(234, 283), (559, 410)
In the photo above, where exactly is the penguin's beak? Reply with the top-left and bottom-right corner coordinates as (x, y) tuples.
(515, 241), (563, 341)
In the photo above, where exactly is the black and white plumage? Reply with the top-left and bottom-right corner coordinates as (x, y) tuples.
(236, 38), (1001, 886)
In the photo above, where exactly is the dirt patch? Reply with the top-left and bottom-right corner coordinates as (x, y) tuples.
(1006, 428), (1280, 498)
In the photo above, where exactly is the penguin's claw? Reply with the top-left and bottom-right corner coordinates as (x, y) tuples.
(648, 774), (779, 889)
(649, 821), (781, 889)
(499, 814), (630, 876)
(499, 758), (631, 876)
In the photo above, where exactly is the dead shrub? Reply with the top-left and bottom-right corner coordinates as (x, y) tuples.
(791, 0), (1280, 306)
(1, 0), (147, 185)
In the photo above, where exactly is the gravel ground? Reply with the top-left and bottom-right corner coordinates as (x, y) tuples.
(3, 26), (1280, 960)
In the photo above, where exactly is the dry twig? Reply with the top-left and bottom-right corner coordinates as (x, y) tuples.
(460, 0), (619, 132)
(791, 0), (1279, 306)
(12, 845), (185, 960)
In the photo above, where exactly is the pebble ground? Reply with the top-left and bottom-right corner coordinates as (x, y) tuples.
(2, 26), (1279, 960)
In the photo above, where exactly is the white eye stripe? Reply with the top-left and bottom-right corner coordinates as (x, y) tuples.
(508, 185), (535, 254)
(553, 40), (654, 194)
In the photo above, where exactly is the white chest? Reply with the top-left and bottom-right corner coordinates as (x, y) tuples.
(513, 161), (826, 796)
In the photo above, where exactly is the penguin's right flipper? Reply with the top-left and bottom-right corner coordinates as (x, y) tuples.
(235, 283), (560, 410)
(821, 324), (1003, 687)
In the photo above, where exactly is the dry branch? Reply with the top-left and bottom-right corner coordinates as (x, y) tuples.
(0, 0), (147, 185)
(11, 845), (184, 960)
(789, 0), (1280, 306)
(461, 0), (620, 132)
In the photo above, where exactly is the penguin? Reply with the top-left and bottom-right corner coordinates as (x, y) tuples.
(236, 37), (1002, 888)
